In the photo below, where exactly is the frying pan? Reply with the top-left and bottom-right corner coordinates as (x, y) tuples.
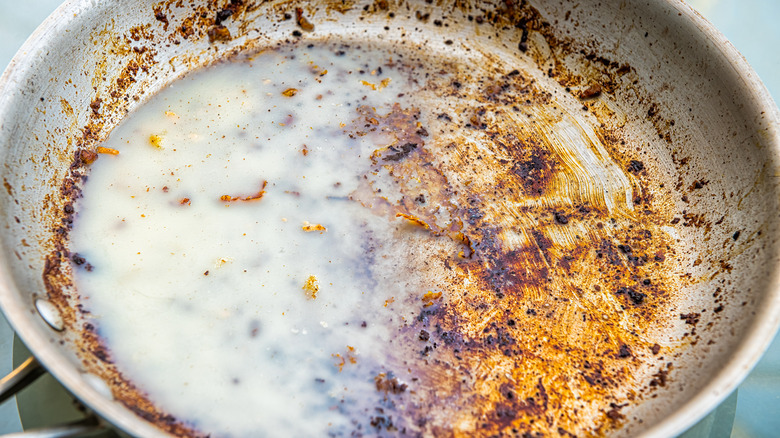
(0, 0), (778, 436)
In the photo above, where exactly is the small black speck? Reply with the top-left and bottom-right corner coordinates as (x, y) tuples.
(518, 41), (528, 53)
(628, 160), (645, 173)
(732, 231), (740, 240)
(215, 9), (233, 24)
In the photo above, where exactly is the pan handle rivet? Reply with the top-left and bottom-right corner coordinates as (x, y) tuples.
(34, 298), (64, 331)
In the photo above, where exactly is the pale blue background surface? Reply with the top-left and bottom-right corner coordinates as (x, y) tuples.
(0, 0), (777, 436)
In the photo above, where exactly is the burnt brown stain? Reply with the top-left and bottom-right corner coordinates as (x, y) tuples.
(329, 18), (687, 432)
(648, 366), (670, 388)
(153, 8), (169, 30)
(208, 25), (232, 42)
(580, 83), (602, 99)
(680, 312), (701, 326)
(89, 98), (102, 115)
(505, 137), (555, 197)
(375, 372), (408, 394)
(3, 178), (14, 197)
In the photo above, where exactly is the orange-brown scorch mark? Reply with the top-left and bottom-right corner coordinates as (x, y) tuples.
(220, 181), (268, 203)
(343, 95), (682, 436)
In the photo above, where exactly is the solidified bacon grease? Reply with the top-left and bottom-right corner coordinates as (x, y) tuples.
(68, 40), (686, 437)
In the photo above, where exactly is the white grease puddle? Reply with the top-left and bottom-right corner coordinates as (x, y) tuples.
(70, 44), (428, 436)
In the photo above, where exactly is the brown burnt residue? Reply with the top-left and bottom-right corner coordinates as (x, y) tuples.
(338, 37), (688, 436)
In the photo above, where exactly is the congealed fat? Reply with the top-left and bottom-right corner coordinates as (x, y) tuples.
(69, 41), (684, 437)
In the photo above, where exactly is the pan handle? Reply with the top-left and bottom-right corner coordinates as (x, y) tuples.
(0, 418), (104, 438)
(0, 356), (108, 437)
(0, 356), (45, 404)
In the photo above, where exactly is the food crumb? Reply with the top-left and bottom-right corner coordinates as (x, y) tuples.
(375, 372), (407, 394)
(421, 291), (442, 307)
(208, 25), (231, 43)
(302, 275), (319, 300)
(580, 83), (602, 99)
(302, 222), (327, 233)
(295, 8), (314, 32)
(149, 134), (163, 149)
(96, 146), (119, 155)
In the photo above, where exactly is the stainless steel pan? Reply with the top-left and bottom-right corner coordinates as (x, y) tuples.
(0, 0), (778, 436)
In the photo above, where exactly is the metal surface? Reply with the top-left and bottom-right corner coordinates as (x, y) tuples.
(0, 419), (102, 438)
(0, 350), (109, 437)
(0, 357), (43, 405)
(0, 0), (777, 437)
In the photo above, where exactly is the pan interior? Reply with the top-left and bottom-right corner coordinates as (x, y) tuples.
(66, 30), (700, 438)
